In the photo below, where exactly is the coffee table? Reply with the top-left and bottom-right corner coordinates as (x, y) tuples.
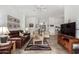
(12, 41), (16, 52)
(32, 35), (44, 45)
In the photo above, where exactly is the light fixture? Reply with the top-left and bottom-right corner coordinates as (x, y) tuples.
(25, 27), (29, 31)
(40, 23), (43, 25)
(0, 27), (9, 35)
(25, 27), (29, 33)
(0, 27), (9, 43)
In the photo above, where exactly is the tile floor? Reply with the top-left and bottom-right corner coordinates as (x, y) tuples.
(13, 35), (68, 54)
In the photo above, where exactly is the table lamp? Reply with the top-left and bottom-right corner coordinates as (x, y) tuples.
(0, 27), (10, 43)
(40, 22), (43, 25)
(25, 27), (29, 33)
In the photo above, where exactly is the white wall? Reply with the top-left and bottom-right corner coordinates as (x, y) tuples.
(64, 5), (79, 38)
(0, 9), (8, 27)
(20, 14), (26, 31)
(0, 6), (64, 33)
(49, 17), (64, 35)
(0, 14), (7, 27)
(0, 6), (24, 30)
(64, 5), (79, 23)
(25, 16), (38, 32)
(25, 15), (64, 35)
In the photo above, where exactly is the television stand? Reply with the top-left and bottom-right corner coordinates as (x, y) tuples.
(58, 33), (79, 53)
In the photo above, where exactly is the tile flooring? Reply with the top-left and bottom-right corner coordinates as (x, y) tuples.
(13, 35), (68, 54)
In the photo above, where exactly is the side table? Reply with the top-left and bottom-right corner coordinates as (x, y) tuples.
(12, 41), (16, 52)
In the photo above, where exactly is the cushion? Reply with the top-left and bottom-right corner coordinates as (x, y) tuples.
(10, 38), (21, 40)
(9, 38), (21, 41)
(8, 36), (10, 39)
(24, 35), (28, 37)
(0, 41), (11, 46)
(19, 32), (23, 36)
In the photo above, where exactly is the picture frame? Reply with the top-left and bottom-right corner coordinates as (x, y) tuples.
(29, 23), (34, 27)
(7, 15), (20, 30)
(50, 25), (54, 27)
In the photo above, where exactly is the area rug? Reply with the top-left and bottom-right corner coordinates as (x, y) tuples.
(24, 39), (51, 50)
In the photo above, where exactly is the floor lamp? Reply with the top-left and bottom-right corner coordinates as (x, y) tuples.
(0, 27), (9, 43)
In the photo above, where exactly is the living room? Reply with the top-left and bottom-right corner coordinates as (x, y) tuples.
(0, 5), (79, 54)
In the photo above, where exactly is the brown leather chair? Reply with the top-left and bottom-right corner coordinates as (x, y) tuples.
(8, 30), (30, 49)
(8, 30), (23, 48)
(0, 41), (12, 54)
(9, 38), (22, 48)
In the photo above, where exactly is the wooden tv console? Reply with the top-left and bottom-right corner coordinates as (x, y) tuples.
(58, 33), (79, 53)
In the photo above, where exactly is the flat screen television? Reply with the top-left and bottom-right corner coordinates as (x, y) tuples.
(60, 22), (76, 37)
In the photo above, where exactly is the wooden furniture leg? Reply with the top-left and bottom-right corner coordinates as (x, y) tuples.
(12, 41), (16, 52)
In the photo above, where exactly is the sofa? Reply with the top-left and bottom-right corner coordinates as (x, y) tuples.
(0, 41), (12, 54)
(8, 30), (30, 49)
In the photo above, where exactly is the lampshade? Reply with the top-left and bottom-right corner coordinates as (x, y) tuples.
(40, 23), (43, 25)
(25, 28), (29, 31)
(0, 27), (9, 35)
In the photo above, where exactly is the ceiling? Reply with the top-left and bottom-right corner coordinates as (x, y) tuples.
(16, 5), (64, 18)
(0, 5), (64, 18)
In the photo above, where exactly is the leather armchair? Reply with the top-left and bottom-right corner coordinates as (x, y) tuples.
(0, 41), (12, 54)
(8, 30), (30, 49)
(8, 30), (23, 48)
(8, 38), (22, 48)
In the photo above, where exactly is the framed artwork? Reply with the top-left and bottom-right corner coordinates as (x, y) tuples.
(50, 25), (54, 27)
(7, 15), (20, 30)
(29, 23), (34, 27)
